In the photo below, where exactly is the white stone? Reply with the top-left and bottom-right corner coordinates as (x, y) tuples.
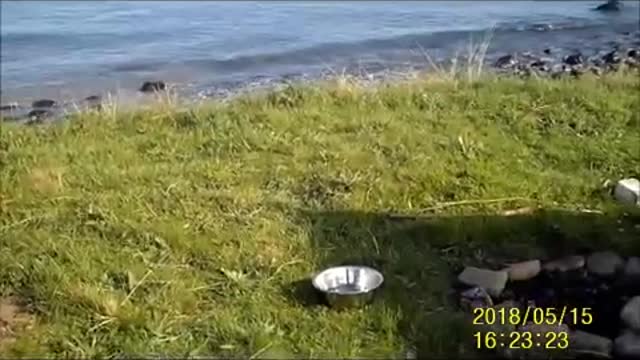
(614, 178), (640, 206)
(620, 296), (640, 331)
(506, 260), (541, 281)
(614, 331), (640, 358)
(457, 267), (508, 298)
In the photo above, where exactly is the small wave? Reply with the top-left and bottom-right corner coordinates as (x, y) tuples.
(180, 20), (627, 74)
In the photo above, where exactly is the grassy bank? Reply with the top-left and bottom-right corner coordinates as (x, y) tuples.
(1, 72), (639, 358)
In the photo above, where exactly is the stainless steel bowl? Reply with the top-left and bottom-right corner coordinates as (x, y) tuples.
(312, 265), (384, 309)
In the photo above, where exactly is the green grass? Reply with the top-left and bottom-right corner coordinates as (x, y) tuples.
(1, 72), (639, 358)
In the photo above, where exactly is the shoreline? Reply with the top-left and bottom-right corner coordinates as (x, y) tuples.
(1, 33), (640, 125)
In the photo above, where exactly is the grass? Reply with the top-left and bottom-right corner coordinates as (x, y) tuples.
(1, 71), (639, 358)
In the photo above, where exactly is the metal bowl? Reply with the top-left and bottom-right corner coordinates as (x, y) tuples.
(312, 265), (384, 309)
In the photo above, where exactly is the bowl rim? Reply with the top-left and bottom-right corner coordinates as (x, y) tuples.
(311, 265), (384, 294)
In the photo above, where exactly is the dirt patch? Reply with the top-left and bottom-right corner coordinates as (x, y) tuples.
(26, 166), (65, 194)
(0, 297), (35, 350)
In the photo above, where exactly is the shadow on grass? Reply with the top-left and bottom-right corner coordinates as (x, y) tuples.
(286, 207), (640, 358)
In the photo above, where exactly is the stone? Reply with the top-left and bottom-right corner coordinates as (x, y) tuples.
(603, 50), (622, 64)
(0, 103), (18, 111)
(614, 331), (640, 359)
(460, 287), (493, 312)
(587, 251), (624, 277)
(569, 330), (613, 358)
(139, 81), (166, 93)
(570, 67), (584, 78)
(506, 260), (541, 281)
(564, 53), (584, 66)
(457, 267), (508, 298)
(31, 99), (56, 108)
(624, 257), (640, 280)
(27, 109), (52, 120)
(543, 255), (585, 272)
(543, 48), (552, 55)
(594, 0), (621, 12)
(620, 296), (640, 331)
(614, 178), (640, 206)
(84, 95), (101, 102)
(628, 49), (639, 59)
(494, 54), (517, 69)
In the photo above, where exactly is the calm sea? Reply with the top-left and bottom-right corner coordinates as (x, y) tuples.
(1, 1), (639, 102)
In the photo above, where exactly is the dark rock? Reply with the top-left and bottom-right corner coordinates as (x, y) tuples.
(593, 0), (621, 12)
(27, 109), (52, 119)
(569, 330), (613, 358)
(457, 267), (508, 298)
(614, 331), (640, 359)
(587, 251), (624, 277)
(0, 103), (19, 111)
(544, 48), (552, 55)
(628, 49), (639, 59)
(530, 60), (547, 68)
(139, 81), (166, 93)
(494, 54), (517, 69)
(564, 53), (584, 66)
(621, 296), (640, 331)
(84, 95), (101, 102)
(570, 67), (584, 78)
(603, 50), (622, 64)
(31, 99), (56, 108)
(84, 95), (103, 111)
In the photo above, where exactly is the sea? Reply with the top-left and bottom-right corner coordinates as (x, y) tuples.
(1, 1), (639, 104)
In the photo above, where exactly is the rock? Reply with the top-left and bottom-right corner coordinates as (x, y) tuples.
(27, 109), (52, 119)
(587, 251), (624, 277)
(626, 57), (639, 68)
(530, 60), (547, 68)
(628, 49), (639, 59)
(544, 48), (552, 55)
(594, 0), (621, 12)
(620, 296), (640, 331)
(457, 267), (508, 298)
(570, 330), (613, 358)
(139, 81), (166, 93)
(494, 54), (517, 69)
(0, 103), (19, 111)
(564, 53), (584, 66)
(543, 255), (585, 272)
(591, 66), (604, 76)
(614, 331), (640, 359)
(84, 95), (102, 110)
(506, 260), (541, 281)
(570, 67), (584, 78)
(603, 50), (622, 64)
(84, 95), (101, 102)
(624, 257), (640, 280)
(460, 287), (493, 312)
(614, 178), (640, 206)
(31, 99), (56, 108)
